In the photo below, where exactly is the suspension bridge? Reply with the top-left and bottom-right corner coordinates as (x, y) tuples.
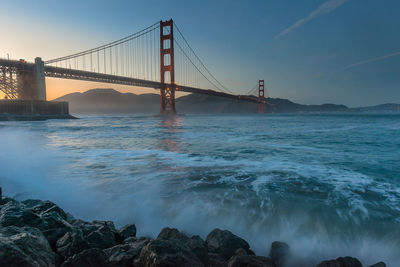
(0, 19), (267, 114)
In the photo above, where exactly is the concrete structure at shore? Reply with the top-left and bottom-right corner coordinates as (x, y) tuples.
(0, 57), (73, 120)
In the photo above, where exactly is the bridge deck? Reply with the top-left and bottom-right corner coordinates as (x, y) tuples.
(1, 59), (261, 103)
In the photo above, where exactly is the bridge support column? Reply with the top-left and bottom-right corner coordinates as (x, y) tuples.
(160, 19), (176, 114)
(17, 57), (46, 100)
(34, 57), (46, 100)
(258, 80), (265, 113)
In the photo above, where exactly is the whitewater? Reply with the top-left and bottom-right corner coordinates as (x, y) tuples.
(0, 113), (399, 266)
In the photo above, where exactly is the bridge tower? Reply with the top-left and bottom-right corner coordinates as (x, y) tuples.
(17, 57), (46, 100)
(160, 19), (176, 114)
(258, 79), (265, 113)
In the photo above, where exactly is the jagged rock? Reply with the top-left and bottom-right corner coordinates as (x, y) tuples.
(157, 227), (189, 242)
(138, 239), (204, 267)
(0, 226), (56, 267)
(228, 255), (275, 267)
(269, 241), (290, 267)
(0, 200), (42, 227)
(187, 235), (209, 265)
(86, 224), (118, 249)
(119, 223), (137, 240)
(206, 228), (254, 260)
(56, 229), (90, 259)
(60, 248), (107, 267)
(234, 248), (249, 256)
(1, 198), (71, 247)
(208, 253), (228, 267)
(367, 262), (386, 267)
(104, 237), (150, 266)
(64, 219), (120, 250)
(316, 256), (363, 267)
(157, 228), (209, 265)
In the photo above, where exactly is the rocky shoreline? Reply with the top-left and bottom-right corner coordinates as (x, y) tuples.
(0, 188), (386, 267)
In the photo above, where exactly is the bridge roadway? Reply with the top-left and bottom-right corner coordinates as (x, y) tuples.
(0, 59), (261, 103)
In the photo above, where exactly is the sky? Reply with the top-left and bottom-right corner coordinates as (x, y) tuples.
(0, 0), (399, 106)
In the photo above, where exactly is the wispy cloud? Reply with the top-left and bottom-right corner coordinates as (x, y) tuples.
(275, 0), (349, 40)
(344, 51), (400, 69)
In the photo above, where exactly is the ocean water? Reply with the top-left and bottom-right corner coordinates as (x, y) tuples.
(0, 113), (399, 266)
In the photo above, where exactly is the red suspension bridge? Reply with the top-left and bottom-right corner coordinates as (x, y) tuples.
(0, 19), (267, 114)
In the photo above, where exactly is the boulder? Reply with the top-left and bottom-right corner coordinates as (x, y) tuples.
(269, 241), (290, 267)
(367, 263), (386, 267)
(228, 255), (275, 267)
(60, 248), (107, 267)
(206, 228), (254, 260)
(208, 253), (228, 267)
(138, 239), (204, 267)
(56, 229), (90, 259)
(157, 228), (209, 265)
(157, 227), (189, 242)
(119, 224), (137, 240)
(104, 237), (150, 266)
(186, 235), (209, 265)
(86, 224), (118, 249)
(0, 200), (42, 227)
(64, 219), (119, 250)
(316, 256), (363, 267)
(1, 198), (71, 247)
(0, 226), (56, 267)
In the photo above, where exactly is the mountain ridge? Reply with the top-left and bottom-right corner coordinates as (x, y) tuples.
(54, 88), (399, 114)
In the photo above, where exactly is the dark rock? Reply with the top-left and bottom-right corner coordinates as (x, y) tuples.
(0, 226), (56, 267)
(367, 262), (386, 267)
(208, 253), (228, 267)
(157, 227), (189, 242)
(316, 256), (363, 267)
(285, 257), (315, 267)
(65, 219), (119, 250)
(228, 255), (275, 267)
(206, 228), (253, 260)
(119, 223), (137, 240)
(269, 241), (290, 267)
(157, 228), (209, 265)
(56, 229), (90, 259)
(1, 198), (71, 247)
(139, 239), (204, 267)
(234, 248), (249, 256)
(187, 235), (209, 266)
(86, 224), (118, 249)
(60, 248), (108, 267)
(209, 253), (228, 267)
(0, 200), (42, 227)
(104, 237), (150, 266)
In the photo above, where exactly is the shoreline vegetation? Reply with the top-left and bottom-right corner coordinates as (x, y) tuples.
(0, 187), (386, 267)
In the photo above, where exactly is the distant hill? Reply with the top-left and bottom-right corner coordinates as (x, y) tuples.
(54, 88), (394, 114)
(352, 103), (400, 112)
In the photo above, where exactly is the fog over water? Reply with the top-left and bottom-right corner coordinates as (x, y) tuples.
(1, 113), (399, 266)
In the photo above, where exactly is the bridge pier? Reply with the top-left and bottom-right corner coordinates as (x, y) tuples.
(17, 57), (46, 100)
(160, 19), (176, 114)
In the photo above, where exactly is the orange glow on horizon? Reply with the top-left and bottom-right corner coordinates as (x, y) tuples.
(45, 78), (158, 100)
(0, 78), (188, 100)
(46, 78), (188, 100)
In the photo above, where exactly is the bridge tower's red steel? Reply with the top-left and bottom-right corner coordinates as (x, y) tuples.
(258, 79), (265, 113)
(160, 19), (176, 114)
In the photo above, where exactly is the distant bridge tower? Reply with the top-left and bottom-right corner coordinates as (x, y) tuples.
(258, 79), (265, 113)
(160, 19), (176, 114)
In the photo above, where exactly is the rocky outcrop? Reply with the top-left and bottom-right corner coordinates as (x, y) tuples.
(269, 241), (290, 267)
(0, 188), (388, 267)
(0, 226), (57, 267)
(316, 256), (363, 267)
(206, 228), (254, 260)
